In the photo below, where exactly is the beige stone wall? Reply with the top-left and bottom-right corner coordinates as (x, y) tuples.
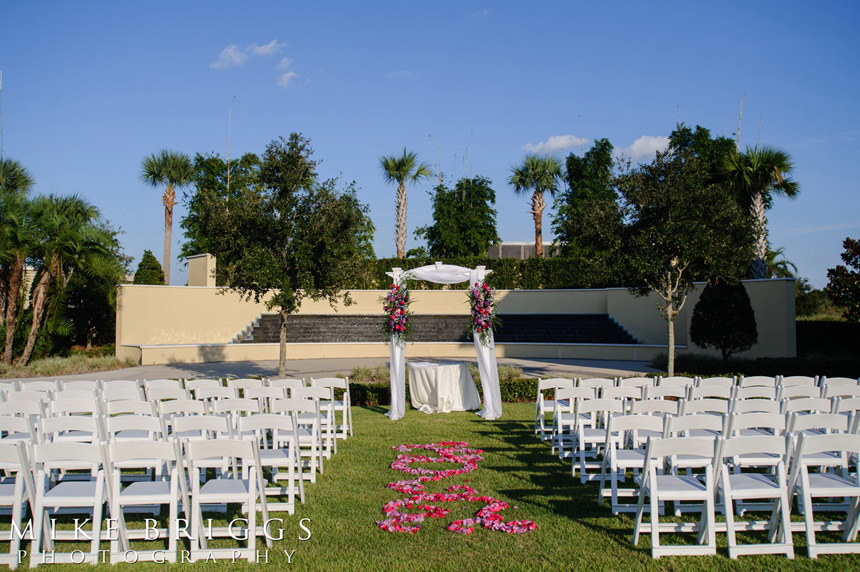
(116, 279), (796, 364)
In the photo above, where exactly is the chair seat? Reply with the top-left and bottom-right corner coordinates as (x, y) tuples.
(734, 452), (781, 467)
(0, 482), (18, 503)
(805, 472), (860, 497)
(44, 481), (105, 505)
(650, 474), (709, 498)
(614, 450), (646, 467)
(119, 481), (171, 503)
(720, 473), (781, 496)
(258, 449), (293, 466)
(114, 430), (154, 441)
(199, 478), (250, 501)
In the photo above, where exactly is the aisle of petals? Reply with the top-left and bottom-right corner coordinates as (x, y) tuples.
(376, 441), (537, 534)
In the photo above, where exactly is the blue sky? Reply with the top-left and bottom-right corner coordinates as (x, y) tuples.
(1, 1), (858, 288)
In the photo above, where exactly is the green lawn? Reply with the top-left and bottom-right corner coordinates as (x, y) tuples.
(21, 403), (860, 571)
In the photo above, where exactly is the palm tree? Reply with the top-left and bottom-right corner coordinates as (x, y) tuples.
(17, 194), (113, 365)
(0, 158), (35, 364)
(140, 150), (193, 284)
(725, 145), (799, 279)
(380, 149), (432, 258)
(509, 154), (562, 258)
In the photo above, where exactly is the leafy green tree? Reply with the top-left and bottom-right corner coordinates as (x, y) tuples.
(725, 145), (800, 279)
(133, 250), (165, 285)
(795, 277), (827, 317)
(180, 152), (263, 267)
(414, 176), (499, 258)
(380, 149), (432, 259)
(509, 154), (562, 258)
(552, 139), (624, 285)
(826, 237), (860, 322)
(0, 158), (36, 364)
(668, 124), (736, 185)
(765, 245), (797, 278)
(140, 150), (194, 285)
(18, 195), (117, 365)
(199, 134), (375, 377)
(619, 145), (753, 375)
(690, 280), (758, 360)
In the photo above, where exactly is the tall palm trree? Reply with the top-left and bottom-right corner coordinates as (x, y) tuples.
(724, 145), (799, 279)
(509, 154), (562, 258)
(380, 149), (432, 258)
(140, 150), (193, 284)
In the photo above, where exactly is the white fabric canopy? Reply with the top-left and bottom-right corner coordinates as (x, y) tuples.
(386, 263), (502, 421)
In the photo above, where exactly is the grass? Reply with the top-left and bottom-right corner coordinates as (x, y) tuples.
(0, 354), (137, 379)
(23, 403), (860, 571)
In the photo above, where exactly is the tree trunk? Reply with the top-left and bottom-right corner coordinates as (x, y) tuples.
(667, 313), (675, 377)
(530, 191), (546, 258)
(750, 190), (768, 279)
(278, 309), (288, 379)
(162, 184), (176, 285)
(395, 182), (407, 258)
(2, 256), (24, 364)
(16, 270), (51, 367)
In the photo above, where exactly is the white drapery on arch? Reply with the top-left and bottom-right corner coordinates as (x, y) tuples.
(385, 262), (502, 421)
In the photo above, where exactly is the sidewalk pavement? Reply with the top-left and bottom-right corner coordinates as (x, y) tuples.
(27, 356), (658, 382)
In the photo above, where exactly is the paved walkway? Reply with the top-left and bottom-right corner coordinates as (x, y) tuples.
(29, 356), (657, 382)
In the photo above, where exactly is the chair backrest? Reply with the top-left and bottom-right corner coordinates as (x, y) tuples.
(696, 376), (735, 389)
(49, 396), (99, 416)
(271, 398), (319, 418)
(212, 398), (261, 416)
(733, 386), (777, 401)
(20, 380), (58, 392)
(185, 438), (256, 472)
(730, 398), (781, 414)
(101, 380), (144, 402)
(658, 376), (696, 388)
(715, 435), (787, 467)
(601, 386), (642, 401)
(788, 412), (849, 434)
(105, 439), (177, 468)
(739, 375), (777, 388)
(268, 378), (305, 392)
(0, 400), (44, 417)
(643, 385), (686, 400)
(577, 377), (615, 390)
(144, 379), (185, 391)
(781, 397), (833, 415)
(293, 386), (334, 401)
(60, 380), (99, 392)
(0, 415), (36, 442)
(147, 386), (189, 402)
(7, 390), (49, 404)
(616, 377), (655, 389)
(788, 432), (860, 492)
(779, 375), (818, 387)
(171, 414), (232, 438)
(32, 441), (102, 469)
(605, 414), (664, 449)
(679, 398), (729, 416)
(833, 397), (860, 415)
(576, 398), (624, 424)
(820, 376), (859, 387)
(244, 386), (287, 401)
(724, 412), (787, 437)
(195, 386), (237, 402)
(237, 413), (298, 445)
(311, 377), (348, 390)
(663, 413), (724, 438)
(687, 385), (732, 400)
(823, 385), (860, 400)
(537, 378), (574, 394)
(554, 386), (596, 402)
(629, 399), (679, 416)
(158, 399), (206, 417)
(105, 399), (156, 416)
(226, 378), (265, 391)
(777, 385), (821, 401)
(103, 414), (164, 441)
(185, 378), (223, 392)
(644, 436), (716, 467)
(39, 415), (101, 443)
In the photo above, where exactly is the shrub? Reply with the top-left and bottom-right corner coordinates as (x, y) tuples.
(690, 281), (758, 360)
(133, 250), (165, 285)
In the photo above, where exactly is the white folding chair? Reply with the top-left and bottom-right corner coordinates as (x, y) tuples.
(271, 398), (324, 481)
(715, 436), (794, 559)
(696, 376), (735, 389)
(577, 378), (615, 391)
(144, 379), (189, 401)
(779, 375), (819, 387)
(185, 438), (271, 562)
(787, 433), (860, 558)
(688, 385), (732, 400)
(311, 377), (353, 438)
(102, 440), (185, 563)
(18, 381), (57, 393)
(824, 385), (860, 400)
(534, 378), (574, 441)
(679, 398), (729, 416)
(104, 399), (156, 417)
(740, 376), (778, 388)
(185, 378), (223, 393)
(0, 400), (44, 418)
(0, 442), (35, 569)
(213, 398), (261, 434)
(293, 386), (336, 457)
(103, 414), (165, 443)
(551, 387), (595, 458)
(777, 385), (822, 401)
(29, 442), (107, 565)
(267, 378), (305, 397)
(782, 397), (833, 416)
(601, 386), (643, 404)
(572, 398), (624, 482)
(59, 380), (99, 392)
(730, 397), (781, 415)
(244, 386), (287, 414)
(100, 380), (144, 402)
(226, 378), (264, 397)
(658, 376), (696, 388)
(643, 385), (686, 401)
(632, 437), (717, 558)
(38, 415), (101, 444)
(617, 377), (655, 389)
(238, 413), (304, 513)
(598, 413), (664, 514)
(0, 415), (37, 445)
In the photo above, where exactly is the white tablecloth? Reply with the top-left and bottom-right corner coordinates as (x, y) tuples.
(408, 362), (481, 414)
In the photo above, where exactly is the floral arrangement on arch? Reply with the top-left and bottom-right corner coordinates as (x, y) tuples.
(382, 281), (412, 343)
(469, 281), (497, 347)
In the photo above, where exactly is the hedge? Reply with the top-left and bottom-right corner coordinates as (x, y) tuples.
(349, 378), (540, 407)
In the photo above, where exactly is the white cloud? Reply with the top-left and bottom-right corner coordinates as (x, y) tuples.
(249, 39), (285, 56)
(277, 58), (293, 70)
(614, 135), (670, 163)
(278, 71), (299, 88)
(210, 44), (247, 69)
(523, 135), (588, 154)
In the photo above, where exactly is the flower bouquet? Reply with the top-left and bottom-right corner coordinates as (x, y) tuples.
(382, 282), (412, 344)
(468, 281), (497, 347)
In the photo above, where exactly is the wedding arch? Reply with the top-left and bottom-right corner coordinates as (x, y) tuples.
(384, 262), (502, 421)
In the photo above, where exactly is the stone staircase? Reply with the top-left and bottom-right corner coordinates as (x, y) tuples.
(235, 313), (637, 345)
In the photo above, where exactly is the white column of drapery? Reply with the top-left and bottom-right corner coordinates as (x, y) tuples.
(469, 268), (502, 420)
(388, 336), (406, 421)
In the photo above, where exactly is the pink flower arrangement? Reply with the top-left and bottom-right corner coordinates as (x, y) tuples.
(376, 441), (536, 535)
(469, 282), (497, 347)
(381, 282), (412, 342)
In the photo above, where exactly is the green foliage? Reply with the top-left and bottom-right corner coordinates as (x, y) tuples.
(795, 277), (828, 317)
(553, 139), (626, 286)
(509, 153), (562, 258)
(826, 237), (860, 322)
(414, 176), (499, 258)
(197, 133), (374, 376)
(690, 281), (758, 360)
(133, 250), (165, 285)
(668, 124), (736, 185)
(380, 148), (433, 259)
